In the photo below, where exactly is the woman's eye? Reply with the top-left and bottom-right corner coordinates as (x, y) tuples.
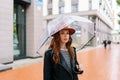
(67, 32), (69, 34)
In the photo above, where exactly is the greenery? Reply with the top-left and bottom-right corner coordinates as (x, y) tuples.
(117, 0), (120, 5)
(118, 13), (120, 17)
(118, 20), (120, 24)
(118, 13), (120, 24)
(119, 31), (120, 34)
(116, 0), (120, 25)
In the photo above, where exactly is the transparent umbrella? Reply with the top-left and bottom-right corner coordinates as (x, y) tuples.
(37, 15), (95, 54)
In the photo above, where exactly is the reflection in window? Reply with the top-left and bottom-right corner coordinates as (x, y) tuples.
(99, 0), (102, 5)
(14, 4), (26, 59)
(14, 5), (20, 57)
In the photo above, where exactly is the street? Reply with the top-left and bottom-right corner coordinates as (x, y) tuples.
(0, 44), (120, 80)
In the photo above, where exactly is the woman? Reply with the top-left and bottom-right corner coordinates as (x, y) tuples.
(44, 26), (83, 80)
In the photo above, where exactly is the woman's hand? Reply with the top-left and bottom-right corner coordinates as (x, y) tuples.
(76, 64), (83, 71)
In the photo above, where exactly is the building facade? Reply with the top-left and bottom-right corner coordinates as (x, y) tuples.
(0, 0), (115, 63)
(43, 0), (114, 46)
(0, 0), (44, 63)
(112, 31), (120, 44)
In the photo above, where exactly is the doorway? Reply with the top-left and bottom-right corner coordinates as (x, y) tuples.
(13, 3), (26, 60)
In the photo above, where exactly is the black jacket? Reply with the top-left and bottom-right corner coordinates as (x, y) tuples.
(44, 47), (79, 80)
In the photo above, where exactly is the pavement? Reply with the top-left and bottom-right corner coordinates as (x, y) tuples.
(6, 45), (102, 69)
(2, 44), (119, 80)
(8, 57), (43, 69)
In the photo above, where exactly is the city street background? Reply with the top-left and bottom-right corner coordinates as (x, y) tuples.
(0, 44), (120, 80)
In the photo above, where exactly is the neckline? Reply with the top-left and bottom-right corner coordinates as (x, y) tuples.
(60, 48), (68, 51)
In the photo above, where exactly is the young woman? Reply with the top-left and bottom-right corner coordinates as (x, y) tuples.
(44, 26), (83, 80)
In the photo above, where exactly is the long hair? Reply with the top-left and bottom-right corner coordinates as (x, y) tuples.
(49, 31), (74, 64)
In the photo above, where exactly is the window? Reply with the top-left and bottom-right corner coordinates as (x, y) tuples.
(48, 8), (52, 15)
(88, 16), (96, 22)
(72, 4), (78, 13)
(14, 4), (26, 60)
(48, 0), (52, 4)
(59, 0), (64, 2)
(59, 6), (64, 14)
(99, 0), (102, 5)
(89, 0), (92, 10)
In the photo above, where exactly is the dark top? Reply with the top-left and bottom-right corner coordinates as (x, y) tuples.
(44, 47), (79, 80)
(60, 50), (71, 68)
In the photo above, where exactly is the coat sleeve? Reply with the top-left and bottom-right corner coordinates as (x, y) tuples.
(73, 47), (79, 65)
(44, 50), (53, 80)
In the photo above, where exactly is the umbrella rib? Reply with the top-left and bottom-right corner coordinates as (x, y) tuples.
(76, 35), (95, 51)
(36, 36), (50, 54)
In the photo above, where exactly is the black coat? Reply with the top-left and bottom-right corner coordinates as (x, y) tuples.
(43, 48), (79, 80)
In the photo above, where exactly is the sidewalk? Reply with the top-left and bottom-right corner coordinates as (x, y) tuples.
(6, 45), (101, 69)
(8, 57), (43, 69)
(1, 44), (120, 80)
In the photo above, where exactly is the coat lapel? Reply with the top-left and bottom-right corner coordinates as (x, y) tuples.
(59, 54), (73, 76)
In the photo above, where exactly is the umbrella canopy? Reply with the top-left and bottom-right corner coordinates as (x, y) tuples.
(37, 15), (95, 54)
(48, 15), (94, 36)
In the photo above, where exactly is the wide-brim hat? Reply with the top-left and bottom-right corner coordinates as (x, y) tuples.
(61, 26), (75, 35)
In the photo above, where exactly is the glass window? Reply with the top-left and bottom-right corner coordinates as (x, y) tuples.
(72, 4), (78, 13)
(14, 4), (20, 57)
(99, 0), (102, 5)
(59, 0), (64, 2)
(59, 6), (64, 14)
(89, 0), (92, 10)
(48, 8), (52, 15)
(14, 4), (26, 60)
(48, 0), (52, 4)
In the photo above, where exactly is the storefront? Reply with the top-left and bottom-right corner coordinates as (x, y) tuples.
(13, 0), (30, 60)
(0, 0), (44, 63)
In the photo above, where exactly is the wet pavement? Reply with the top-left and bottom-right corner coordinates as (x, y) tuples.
(0, 44), (120, 80)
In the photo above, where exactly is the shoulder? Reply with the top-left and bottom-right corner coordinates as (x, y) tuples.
(72, 47), (77, 55)
(72, 47), (76, 50)
(45, 48), (53, 53)
(44, 48), (53, 57)
(72, 47), (76, 52)
(44, 49), (54, 63)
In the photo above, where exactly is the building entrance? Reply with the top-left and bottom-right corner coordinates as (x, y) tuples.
(13, 2), (26, 60)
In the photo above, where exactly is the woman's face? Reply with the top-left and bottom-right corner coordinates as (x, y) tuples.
(59, 29), (70, 44)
